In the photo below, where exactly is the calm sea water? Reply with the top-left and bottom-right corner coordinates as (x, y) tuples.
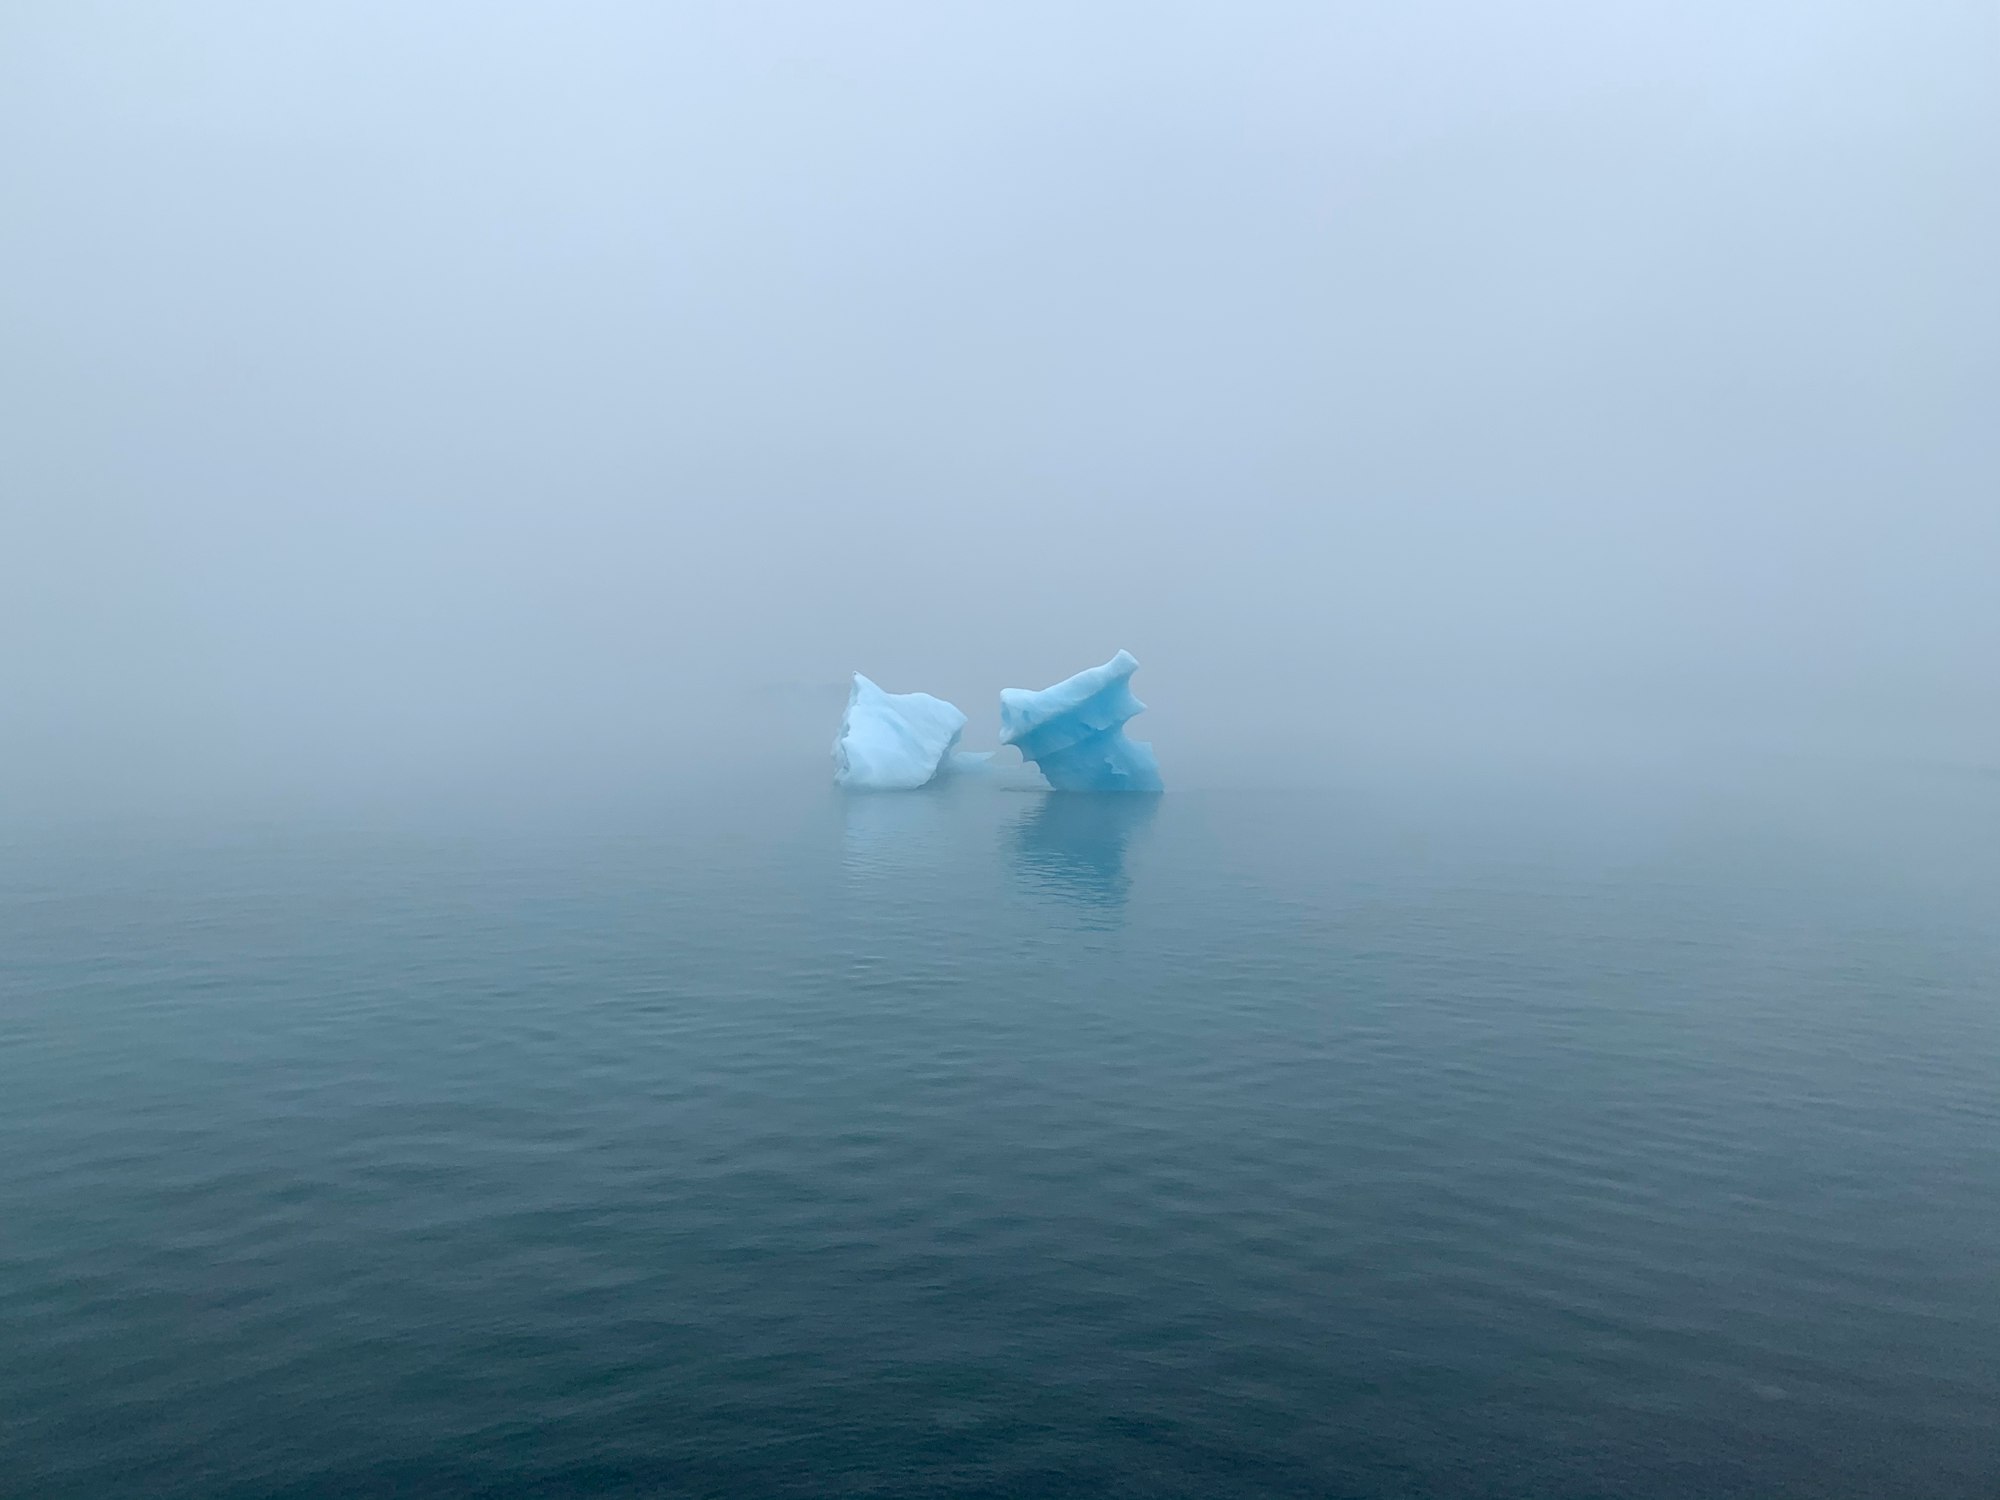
(4, 762), (1997, 1497)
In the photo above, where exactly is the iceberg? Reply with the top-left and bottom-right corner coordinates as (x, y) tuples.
(999, 650), (1163, 792)
(832, 674), (967, 789)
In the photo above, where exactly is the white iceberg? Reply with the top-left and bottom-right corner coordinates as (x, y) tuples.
(999, 650), (1163, 792)
(832, 674), (968, 789)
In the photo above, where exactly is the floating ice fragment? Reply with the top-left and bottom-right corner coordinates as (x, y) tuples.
(998, 650), (1163, 792)
(832, 674), (968, 790)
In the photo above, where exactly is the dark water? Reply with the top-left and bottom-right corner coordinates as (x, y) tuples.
(4, 764), (1997, 1497)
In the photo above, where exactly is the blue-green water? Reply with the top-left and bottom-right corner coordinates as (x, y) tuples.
(4, 765), (1997, 1497)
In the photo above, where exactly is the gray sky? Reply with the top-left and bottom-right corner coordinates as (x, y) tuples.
(4, 2), (1995, 808)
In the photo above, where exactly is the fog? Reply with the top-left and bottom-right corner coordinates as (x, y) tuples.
(5, 3), (1995, 813)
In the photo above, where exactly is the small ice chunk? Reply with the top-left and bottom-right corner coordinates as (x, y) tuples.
(832, 674), (967, 790)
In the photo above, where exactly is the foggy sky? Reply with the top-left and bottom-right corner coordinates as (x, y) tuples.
(5, 2), (1996, 809)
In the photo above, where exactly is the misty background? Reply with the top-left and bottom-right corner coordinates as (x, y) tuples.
(4, 2), (1995, 815)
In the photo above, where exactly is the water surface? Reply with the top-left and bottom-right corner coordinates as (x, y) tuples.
(3, 763), (1996, 1496)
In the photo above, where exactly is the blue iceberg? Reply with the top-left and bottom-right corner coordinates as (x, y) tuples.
(832, 674), (967, 790)
(999, 650), (1163, 792)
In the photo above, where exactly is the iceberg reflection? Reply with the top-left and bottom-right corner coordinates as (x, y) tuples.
(1008, 792), (1159, 913)
(839, 783), (963, 883)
